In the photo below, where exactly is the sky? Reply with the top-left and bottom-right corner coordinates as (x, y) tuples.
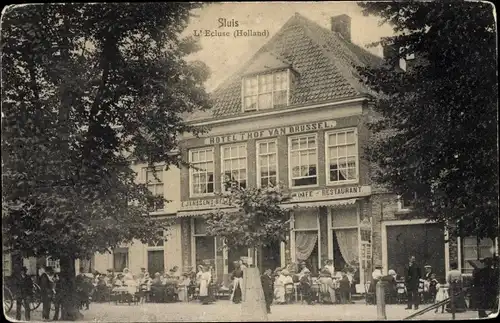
(182, 2), (394, 92)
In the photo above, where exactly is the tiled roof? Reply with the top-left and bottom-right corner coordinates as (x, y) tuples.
(205, 13), (383, 119)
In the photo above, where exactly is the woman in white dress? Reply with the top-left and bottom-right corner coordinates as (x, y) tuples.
(122, 268), (138, 295)
(199, 266), (212, 305)
(274, 268), (286, 304)
(177, 274), (191, 302)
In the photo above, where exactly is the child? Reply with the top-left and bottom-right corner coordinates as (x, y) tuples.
(429, 273), (438, 303)
(434, 279), (449, 313)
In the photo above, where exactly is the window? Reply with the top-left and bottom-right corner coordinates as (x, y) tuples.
(242, 70), (288, 112)
(461, 237), (494, 274)
(293, 209), (319, 275)
(144, 167), (164, 211)
(189, 148), (214, 196)
(46, 257), (60, 272)
(257, 139), (278, 187)
(398, 191), (417, 210)
(289, 134), (317, 187)
(221, 143), (247, 190)
(148, 230), (165, 247)
(113, 247), (129, 272)
(326, 129), (358, 184)
(3, 253), (12, 277)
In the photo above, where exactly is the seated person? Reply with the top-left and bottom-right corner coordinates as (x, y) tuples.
(299, 269), (313, 305)
(114, 274), (124, 287)
(318, 269), (335, 304)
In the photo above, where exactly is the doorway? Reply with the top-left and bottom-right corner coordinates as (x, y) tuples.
(228, 245), (248, 272)
(385, 222), (445, 280)
(147, 250), (165, 276)
(259, 241), (281, 272)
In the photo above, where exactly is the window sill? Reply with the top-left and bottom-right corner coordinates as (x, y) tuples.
(289, 183), (319, 190)
(189, 193), (216, 198)
(325, 180), (359, 187)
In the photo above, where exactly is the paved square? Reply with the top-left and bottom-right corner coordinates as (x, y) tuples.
(5, 300), (480, 322)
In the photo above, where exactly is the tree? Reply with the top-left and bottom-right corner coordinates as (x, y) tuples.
(204, 180), (293, 264)
(1, 3), (210, 319)
(356, 1), (497, 239)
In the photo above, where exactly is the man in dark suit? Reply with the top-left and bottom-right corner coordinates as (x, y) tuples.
(260, 268), (274, 314)
(39, 266), (55, 320)
(405, 256), (422, 310)
(15, 266), (33, 321)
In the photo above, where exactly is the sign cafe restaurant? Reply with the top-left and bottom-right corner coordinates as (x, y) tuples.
(173, 13), (500, 290)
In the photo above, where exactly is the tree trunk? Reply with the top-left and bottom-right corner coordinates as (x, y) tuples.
(60, 255), (83, 321)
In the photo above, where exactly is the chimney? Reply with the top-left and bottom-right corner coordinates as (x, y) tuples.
(331, 14), (351, 42)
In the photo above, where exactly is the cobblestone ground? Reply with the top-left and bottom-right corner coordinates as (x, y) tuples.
(5, 300), (481, 322)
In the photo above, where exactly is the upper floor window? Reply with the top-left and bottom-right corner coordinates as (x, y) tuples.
(289, 134), (317, 187)
(461, 237), (494, 274)
(221, 143), (247, 191)
(242, 70), (288, 112)
(326, 129), (358, 184)
(398, 191), (417, 211)
(257, 139), (278, 187)
(189, 147), (214, 196)
(148, 230), (165, 247)
(144, 167), (164, 211)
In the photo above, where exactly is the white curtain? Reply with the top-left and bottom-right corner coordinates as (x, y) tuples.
(295, 231), (318, 261)
(335, 229), (359, 266)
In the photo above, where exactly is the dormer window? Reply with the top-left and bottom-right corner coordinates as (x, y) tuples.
(242, 69), (289, 112)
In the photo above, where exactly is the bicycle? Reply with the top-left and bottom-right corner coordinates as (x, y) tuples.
(3, 286), (13, 313)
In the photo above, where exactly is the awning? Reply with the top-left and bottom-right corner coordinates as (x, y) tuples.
(281, 198), (358, 209)
(176, 208), (239, 218)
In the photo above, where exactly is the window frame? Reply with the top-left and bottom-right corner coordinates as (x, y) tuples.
(143, 166), (165, 212)
(220, 143), (248, 192)
(288, 133), (319, 189)
(189, 147), (215, 198)
(324, 128), (359, 186)
(256, 138), (279, 188)
(112, 248), (129, 272)
(241, 69), (290, 112)
(147, 230), (165, 250)
(460, 237), (495, 274)
(397, 191), (417, 211)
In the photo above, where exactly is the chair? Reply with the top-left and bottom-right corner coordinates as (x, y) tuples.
(364, 282), (375, 305)
(217, 274), (232, 299)
(396, 281), (407, 304)
(418, 280), (425, 304)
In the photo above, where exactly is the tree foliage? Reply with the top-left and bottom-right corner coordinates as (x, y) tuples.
(205, 181), (293, 250)
(357, 1), (497, 239)
(2, 3), (210, 319)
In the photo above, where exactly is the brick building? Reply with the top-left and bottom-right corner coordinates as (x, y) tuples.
(173, 12), (498, 290)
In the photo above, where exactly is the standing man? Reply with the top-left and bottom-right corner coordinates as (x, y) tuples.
(39, 266), (55, 321)
(405, 256), (422, 310)
(260, 268), (274, 314)
(15, 266), (33, 321)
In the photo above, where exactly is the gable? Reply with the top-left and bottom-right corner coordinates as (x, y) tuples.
(207, 13), (382, 119)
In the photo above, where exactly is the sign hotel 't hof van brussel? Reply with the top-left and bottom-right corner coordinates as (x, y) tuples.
(204, 120), (337, 145)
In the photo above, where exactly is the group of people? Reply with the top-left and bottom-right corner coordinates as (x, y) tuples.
(233, 260), (355, 309)
(13, 265), (65, 322)
(372, 254), (499, 318)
